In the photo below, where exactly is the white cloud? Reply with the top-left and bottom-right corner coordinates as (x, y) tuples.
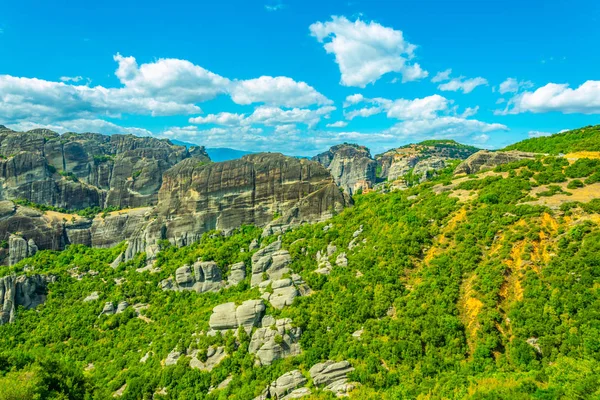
(60, 76), (84, 83)
(431, 69), (452, 83)
(0, 53), (331, 128)
(8, 119), (153, 137)
(230, 76), (331, 108)
(498, 77), (533, 94)
(528, 130), (553, 138)
(188, 105), (336, 129)
(438, 76), (488, 94)
(496, 98), (506, 105)
(189, 112), (246, 126)
(265, 2), (284, 11)
(309, 16), (427, 87)
(326, 121), (348, 128)
(343, 94), (448, 121)
(343, 94), (365, 108)
(460, 106), (479, 118)
(386, 95), (448, 120)
(386, 116), (508, 138)
(472, 133), (490, 144)
(500, 81), (600, 115)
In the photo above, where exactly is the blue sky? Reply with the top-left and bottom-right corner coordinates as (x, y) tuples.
(1, 0), (599, 155)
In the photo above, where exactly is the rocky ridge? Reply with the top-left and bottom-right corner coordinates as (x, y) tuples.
(313, 144), (377, 195)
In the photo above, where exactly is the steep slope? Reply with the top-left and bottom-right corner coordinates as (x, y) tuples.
(312, 144), (377, 195)
(1, 133), (600, 398)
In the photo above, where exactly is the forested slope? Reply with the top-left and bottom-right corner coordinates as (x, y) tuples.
(1, 130), (600, 399)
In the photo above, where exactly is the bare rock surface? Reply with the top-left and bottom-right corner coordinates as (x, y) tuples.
(454, 150), (537, 175)
(249, 316), (302, 365)
(0, 274), (55, 324)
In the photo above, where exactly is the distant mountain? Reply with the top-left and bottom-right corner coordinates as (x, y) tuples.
(169, 139), (253, 162)
(206, 147), (253, 162)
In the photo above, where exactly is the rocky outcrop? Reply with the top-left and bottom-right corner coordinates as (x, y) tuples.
(454, 150), (537, 175)
(376, 141), (479, 182)
(0, 152), (350, 265)
(227, 262), (246, 286)
(159, 261), (224, 293)
(152, 153), (349, 247)
(189, 346), (227, 371)
(313, 144), (376, 195)
(0, 274), (56, 324)
(208, 299), (265, 334)
(309, 360), (356, 396)
(249, 316), (302, 366)
(251, 239), (292, 287)
(0, 127), (209, 210)
(254, 370), (309, 400)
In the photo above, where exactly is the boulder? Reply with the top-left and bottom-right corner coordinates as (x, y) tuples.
(83, 291), (100, 302)
(254, 370), (309, 400)
(189, 346), (227, 371)
(100, 302), (115, 316)
(335, 253), (348, 267)
(208, 299), (265, 334)
(164, 350), (181, 366)
(116, 301), (129, 314)
(227, 262), (246, 286)
(249, 317), (302, 366)
(309, 360), (355, 396)
(261, 278), (299, 309)
(160, 261), (224, 294)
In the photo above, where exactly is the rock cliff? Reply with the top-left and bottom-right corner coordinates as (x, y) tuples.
(0, 127), (209, 210)
(0, 152), (349, 265)
(0, 274), (56, 324)
(312, 144), (376, 195)
(376, 140), (479, 182)
(454, 150), (537, 175)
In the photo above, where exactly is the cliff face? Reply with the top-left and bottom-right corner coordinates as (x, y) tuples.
(0, 153), (350, 265)
(376, 141), (479, 182)
(312, 144), (376, 195)
(152, 153), (350, 246)
(454, 150), (537, 175)
(0, 274), (56, 325)
(0, 127), (210, 209)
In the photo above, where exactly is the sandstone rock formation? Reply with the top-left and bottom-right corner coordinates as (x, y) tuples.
(309, 360), (356, 396)
(254, 370), (309, 400)
(0, 152), (350, 265)
(0, 127), (209, 210)
(376, 141), (479, 182)
(313, 144), (377, 195)
(159, 261), (224, 293)
(0, 274), (55, 324)
(208, 299), (265, 334)
(454, 150), (537, 175)
(250, 239), (292, 287)
(249, 316), (302, 366)
(227, 262), (246, 286)
(189, 346), (227, 371)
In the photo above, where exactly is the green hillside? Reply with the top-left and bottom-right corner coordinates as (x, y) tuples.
(504, 125), (600, 154)
(2, 147), (600, 399)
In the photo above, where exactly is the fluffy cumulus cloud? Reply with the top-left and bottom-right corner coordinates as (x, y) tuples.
(438, 76), (488, 94)
(0, 53), (331, 129)
(309, 16), (427, 87)
(188, 105), (336, 129)
(229, 76), (332, 108)
(500, 81), (600, 115)
(341, 93), (507, 145)
(498, 78), (533, 95)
